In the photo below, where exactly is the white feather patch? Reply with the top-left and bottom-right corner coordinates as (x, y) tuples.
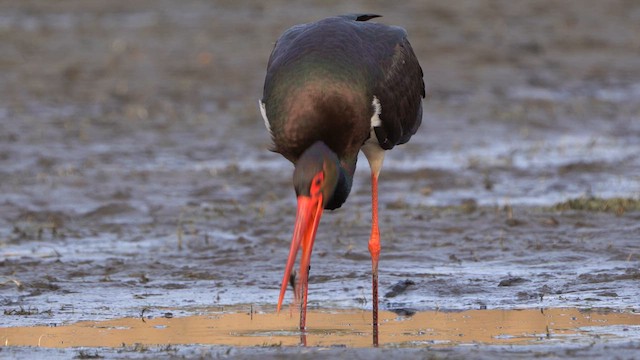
(259, 99), (271, 134)
(364, 96), (385, 176)
(362, 127), (385, 177)
(370, 96), (382, 128)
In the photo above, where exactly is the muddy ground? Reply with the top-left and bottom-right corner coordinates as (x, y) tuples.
(1, 0), (639, 358)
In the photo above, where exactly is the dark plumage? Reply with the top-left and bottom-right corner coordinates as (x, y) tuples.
(262, 14), (424, 170)
(260, 14), (424, 346)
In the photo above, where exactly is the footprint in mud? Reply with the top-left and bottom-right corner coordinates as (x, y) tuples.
(82, 203), (137, 220)
(498, 277), (529, 287)
(384, 280), (418, 317)
(384, 279), (416, 298)
(388, 307), (417, 316)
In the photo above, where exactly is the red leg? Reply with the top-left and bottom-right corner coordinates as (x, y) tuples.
(368, 171), (381, 347)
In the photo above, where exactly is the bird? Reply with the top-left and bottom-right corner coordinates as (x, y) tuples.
(259, 14), (424, 346)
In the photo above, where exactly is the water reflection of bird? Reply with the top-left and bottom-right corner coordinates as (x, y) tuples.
(260, 14), (425, 346)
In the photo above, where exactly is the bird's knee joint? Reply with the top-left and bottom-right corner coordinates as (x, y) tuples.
(368, 242), (381, 257)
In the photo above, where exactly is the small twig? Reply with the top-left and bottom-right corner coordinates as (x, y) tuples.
(140, 307), (149, 323)
(0, 278), (23, 289)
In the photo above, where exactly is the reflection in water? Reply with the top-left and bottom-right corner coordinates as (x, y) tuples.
(1, 307), (639, 348)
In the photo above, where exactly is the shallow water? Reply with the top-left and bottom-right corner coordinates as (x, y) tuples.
(1, 0), (640, 358)
(2, 307), (640, 348)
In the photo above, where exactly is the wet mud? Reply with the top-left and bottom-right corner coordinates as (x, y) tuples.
(1, 0), (639, 358)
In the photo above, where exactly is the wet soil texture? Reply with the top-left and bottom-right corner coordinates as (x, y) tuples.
(1, 0), (639, 358)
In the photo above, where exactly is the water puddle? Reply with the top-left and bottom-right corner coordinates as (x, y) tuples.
(2, 307), (639, 348)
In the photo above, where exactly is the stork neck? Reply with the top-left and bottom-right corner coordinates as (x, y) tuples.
(325, 164), (353, 210)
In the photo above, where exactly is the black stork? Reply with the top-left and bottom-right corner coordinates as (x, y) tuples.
(260, 14), (424, 346)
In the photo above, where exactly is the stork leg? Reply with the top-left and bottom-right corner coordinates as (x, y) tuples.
(368, 170), (381, 347)
(363, 139), (385, 347)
